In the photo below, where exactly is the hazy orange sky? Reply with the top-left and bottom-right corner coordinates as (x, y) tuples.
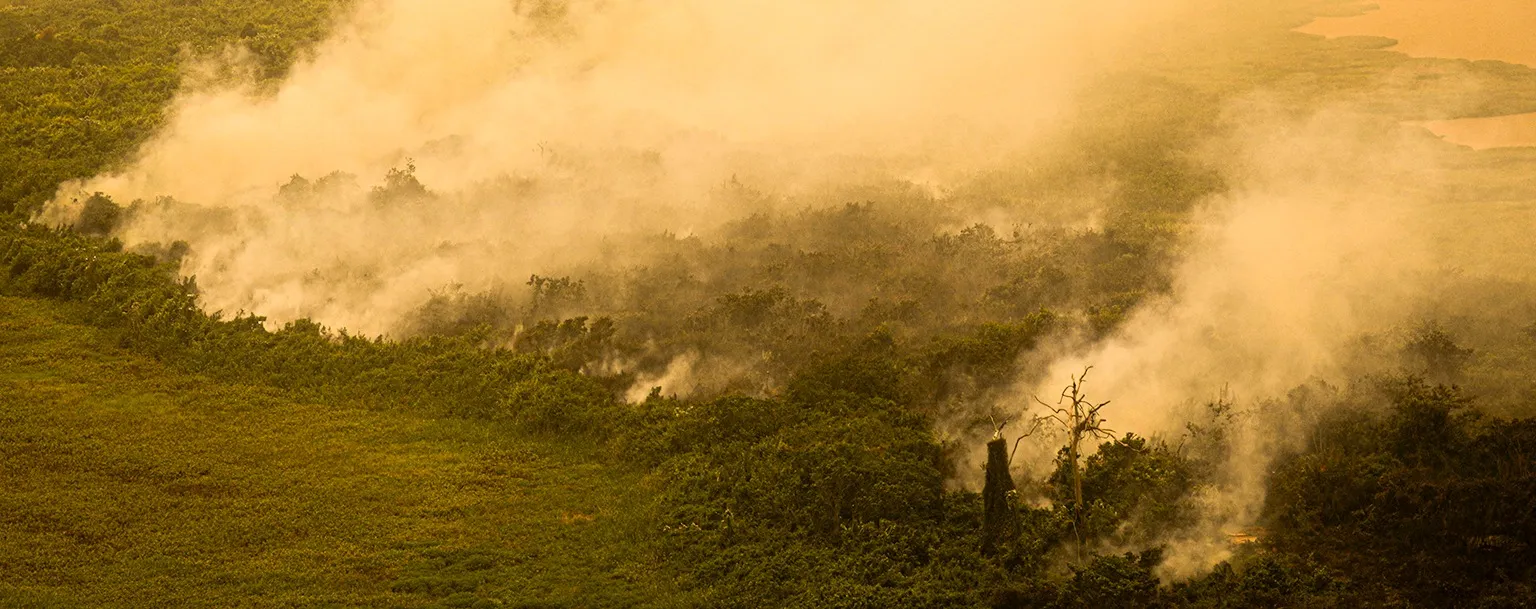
(1298, 0), (1536, 67)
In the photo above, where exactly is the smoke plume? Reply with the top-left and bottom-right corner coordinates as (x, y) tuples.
(37, 0), (1536, 579)
(45, 0), (1209, 335)
(1005, 103), (1455, 576)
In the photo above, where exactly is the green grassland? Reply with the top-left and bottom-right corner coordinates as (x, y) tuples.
(0, 296), (685, 608)
(5, 0), (1536, 607)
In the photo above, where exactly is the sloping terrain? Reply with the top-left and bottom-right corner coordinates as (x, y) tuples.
(5, 0), (1536, 606)
(0, 296), (684, 608)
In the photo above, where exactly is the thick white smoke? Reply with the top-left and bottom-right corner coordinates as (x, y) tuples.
(45, 0), (1208, 334)
(41, 0), (1528, 579)
(1007, 104), (1448, 576)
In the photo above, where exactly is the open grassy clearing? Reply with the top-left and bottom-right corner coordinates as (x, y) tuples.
(0, 296), (685, 608)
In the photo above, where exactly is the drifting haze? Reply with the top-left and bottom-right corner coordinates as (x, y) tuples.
(1000, 105), (1445, 575)
(1021, 107), (1437, 435)
(1298, 0), (1536, 67)
(39, 0), (1536, 579)
(45, 0), (1212, 335)
(1299, 0), (1536, 149)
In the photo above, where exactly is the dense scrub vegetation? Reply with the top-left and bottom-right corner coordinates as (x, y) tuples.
(1264, 380), (1536, 605)
(1, 0), (341, 215)
(6, 0), (1536, 607)
(8, 208), (1536, 607)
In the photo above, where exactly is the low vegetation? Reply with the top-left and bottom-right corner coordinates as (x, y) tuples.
(4, 0), (1536, 606)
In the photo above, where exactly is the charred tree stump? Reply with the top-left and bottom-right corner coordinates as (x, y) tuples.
(981, 436), (1017, 555)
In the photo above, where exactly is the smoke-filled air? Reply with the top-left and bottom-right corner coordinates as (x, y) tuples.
(45, 0), (1210, 335)
(7, 0), (1536, 605)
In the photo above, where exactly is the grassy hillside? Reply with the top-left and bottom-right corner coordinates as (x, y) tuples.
(5, 0), (1536, 607)
(0, 296), (686, 608)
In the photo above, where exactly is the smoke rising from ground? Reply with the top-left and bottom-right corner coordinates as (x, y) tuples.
(1023, 107), (1437, 433)
(36, 0), (1536, 580)
(44, 0), (1210, 335)
(1004, 105), (1453, 575)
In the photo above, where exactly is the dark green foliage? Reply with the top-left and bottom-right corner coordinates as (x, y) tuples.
(16, 210), (1535, 605)
(1051, 434), (1197, 546)
(525, 274), (587, 319)
(913, 313), (1058, 406)
(685, 287), (843, 384)
(5, 0), (1536, 606)
(992, 550), (1164, 609)
(1404, 322), (1476, 385)
(0, 0), (342, 215)
(1059, 550), (1164, 608)
(1166, 553), (1347, 608)
(73, 192), (121, 235)
(402, 288), (516, 339)
(1264, 377), (1536, 606)
(562, 199), (1175, 398)
(0, 224), (622, 438)
(515, 316), (617, 372)
(981, 438), (1017, 555)
(639, 357), (947, 535)
(499, 367), (617, 434)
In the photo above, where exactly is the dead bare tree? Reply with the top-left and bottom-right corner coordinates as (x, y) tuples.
(981, 413), (1018, 555)
(1033, 366), (1115, 561)
(981, 411), (1047, 555)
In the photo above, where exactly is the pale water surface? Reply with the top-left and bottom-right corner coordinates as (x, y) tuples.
(1412, 114), (1536, 150)
(1299, 0), (1536, 149)
(1298, 0), (1536, 66)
